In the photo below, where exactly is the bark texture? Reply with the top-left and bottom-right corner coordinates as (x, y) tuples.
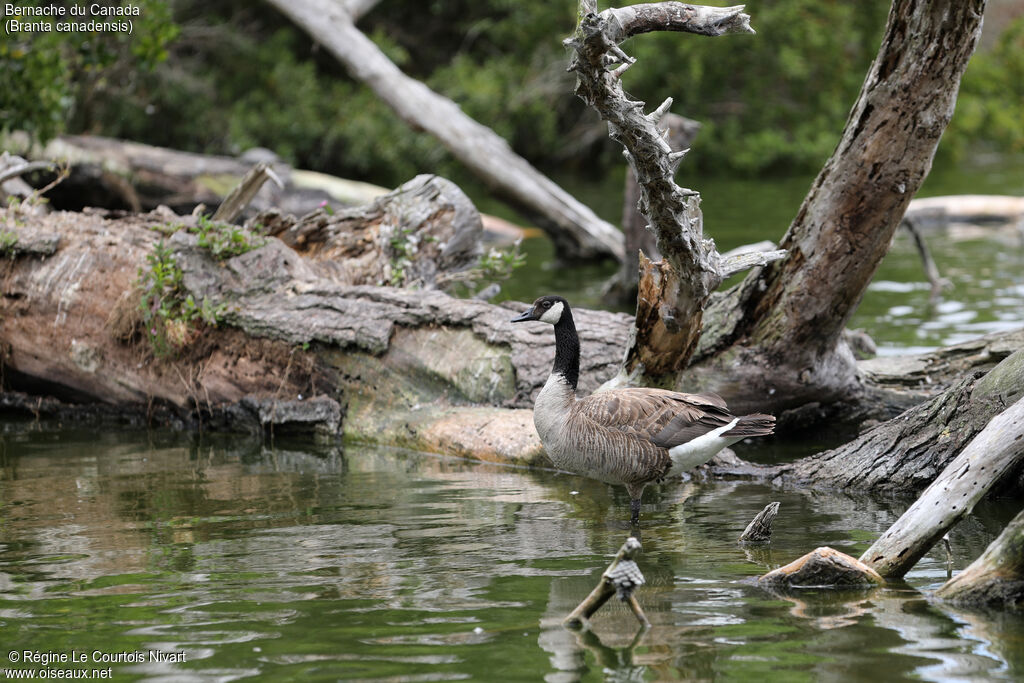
(265, 0), (624, 262)
(774, 348), (1024, 492)
(685, 0), (988, 413)
(936, 509), (1024, 609)
(567, 2), (785, 376)
(1, 206), (631, 462)
(859, 396), (1024, 579)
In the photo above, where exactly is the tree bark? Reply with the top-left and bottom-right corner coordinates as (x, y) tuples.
(681, 0), (987, 414)
(773, 348), (1024, 492)
(936, 508), (1024, 609)
(0, 204), (631, 462)
(265, 0), (624, 262)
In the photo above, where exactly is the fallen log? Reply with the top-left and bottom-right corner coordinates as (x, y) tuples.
(773, 348), (1024, 493)
(936, 508), (1024, 609)
(564, 536), (650, 630)
(0, 197), (631, 462)
(859, 395), (1024, 579)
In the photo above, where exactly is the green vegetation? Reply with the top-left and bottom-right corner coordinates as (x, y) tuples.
(138, 241), (226, 357)
(190, 215), (265, 260)
(3, 1), (1021, 183)
(0, 230), (18, 256)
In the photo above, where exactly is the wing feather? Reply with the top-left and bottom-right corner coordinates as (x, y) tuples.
(574, 388), (734, 449)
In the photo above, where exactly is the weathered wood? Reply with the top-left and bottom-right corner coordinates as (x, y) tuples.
(265, 0), (624, 262)
(758, 547), (884, 589)
(565, 536), (649, 629)
(685, 0), (988, 414)
(253, 174), (484, 289)
(0, 205), (631, 461)
(936, 508), (1024, 608)
(212, 162), (284, 223)
(774, 348), (1024, 493)
(607, 113), (699, 304)
(859, 396), (1024, 579)
(567, 2), (785, 376)
(739, 501), (779, 544)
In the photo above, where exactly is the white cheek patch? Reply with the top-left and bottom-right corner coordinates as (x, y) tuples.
(539, 301), (564, 324)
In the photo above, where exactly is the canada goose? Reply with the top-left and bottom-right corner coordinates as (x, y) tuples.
(511, 295), (775, 524)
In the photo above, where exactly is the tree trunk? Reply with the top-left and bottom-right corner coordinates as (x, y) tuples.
(681, 0), (987, 414)
(936, 508), (1024, 608)
(264, 0), (624, 262)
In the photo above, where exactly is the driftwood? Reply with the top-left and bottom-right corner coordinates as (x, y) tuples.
(567, 1), (786, 376)
(564, 536), (650, 630)
(761, 395), (1024, 589)
(774, 347), (1024, 493)
(738, 501), (779, 544)
(936, 508), (1024, 608)
(759, 547), (884, 590)
(264, 0), (624, 262)
(254, 174), (484, 289)
(859, 395), (1024, 579)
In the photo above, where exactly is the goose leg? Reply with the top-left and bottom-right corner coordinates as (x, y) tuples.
(626, 484), (645, 525)
(630, 498), (642, 525)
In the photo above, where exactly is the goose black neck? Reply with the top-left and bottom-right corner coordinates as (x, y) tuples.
(552, 309), (580, 391)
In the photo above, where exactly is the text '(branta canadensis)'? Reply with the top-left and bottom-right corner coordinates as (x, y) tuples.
(511, 295), (775, 524)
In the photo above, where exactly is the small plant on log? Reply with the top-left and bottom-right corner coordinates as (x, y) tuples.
(0, 230), (17, 257)
(437, 240), (527, 297)
(190, 215), (265, 260)
(137, 241), (226, 356)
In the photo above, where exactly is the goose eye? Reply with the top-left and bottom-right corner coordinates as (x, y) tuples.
(542, 301), (552, 308)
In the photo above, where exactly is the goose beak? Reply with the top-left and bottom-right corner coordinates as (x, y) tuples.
(510, 309), (535, 323)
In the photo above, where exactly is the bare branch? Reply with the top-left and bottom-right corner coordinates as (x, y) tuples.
(718, 248), (787, 279)
(603, 3), (754, 42)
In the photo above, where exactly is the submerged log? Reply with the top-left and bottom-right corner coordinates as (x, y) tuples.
(936, 509), (1024, 609)
(758, 547), (884, 589)
(774, 348), (1024, 493)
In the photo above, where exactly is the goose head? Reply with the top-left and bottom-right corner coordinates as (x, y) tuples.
(511, 295), (569, 325)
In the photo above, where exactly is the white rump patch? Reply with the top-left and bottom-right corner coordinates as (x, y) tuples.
(667, 418), (740, 475)
(539, 301), (564, 324)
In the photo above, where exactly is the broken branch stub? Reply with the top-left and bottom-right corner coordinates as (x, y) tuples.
(739, 501), (780, 544)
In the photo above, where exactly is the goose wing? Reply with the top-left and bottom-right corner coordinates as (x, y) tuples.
(575, 388), (734, 449)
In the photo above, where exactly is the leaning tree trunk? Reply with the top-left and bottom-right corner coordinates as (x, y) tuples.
(936, 508), (1024, 608)
(265, 0), (624, 262)
(686, 0), (987, 415)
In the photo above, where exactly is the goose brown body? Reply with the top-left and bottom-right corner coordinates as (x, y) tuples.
(513, 295), (775, 523)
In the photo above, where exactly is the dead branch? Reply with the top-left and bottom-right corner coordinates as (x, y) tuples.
(213, 162), (284, 223)
(564, 536), (650, 630)
(265, 0), (624, 262)
(566, 2), (784, 375)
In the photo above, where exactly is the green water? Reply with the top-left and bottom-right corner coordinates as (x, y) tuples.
(2, 425), (1023, 681)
